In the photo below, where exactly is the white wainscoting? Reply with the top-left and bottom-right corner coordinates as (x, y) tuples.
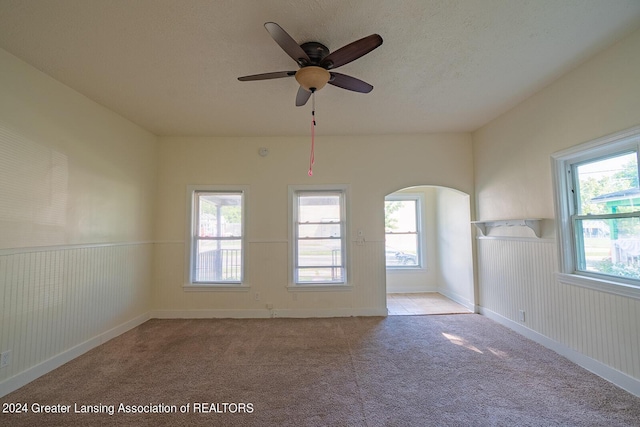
(477, 236), (640, 396)
(0, 242), (153, 397)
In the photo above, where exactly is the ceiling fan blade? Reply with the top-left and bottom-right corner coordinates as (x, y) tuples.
(320, 34), (383, 70)
(238, 71), (296, 81)
(296, 86), (312, 106)
(328, 72), (374, 93)
(264, 22), (310, 66)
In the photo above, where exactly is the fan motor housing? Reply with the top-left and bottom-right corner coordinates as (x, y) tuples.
(300, 42), (330, 64)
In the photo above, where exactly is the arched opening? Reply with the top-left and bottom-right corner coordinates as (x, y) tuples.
(384, 185), (475, 315)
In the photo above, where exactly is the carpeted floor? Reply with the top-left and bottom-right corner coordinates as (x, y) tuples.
(1, 314), (639, 426)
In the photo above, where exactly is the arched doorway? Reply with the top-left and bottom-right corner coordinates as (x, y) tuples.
(384, 185), (475, 315)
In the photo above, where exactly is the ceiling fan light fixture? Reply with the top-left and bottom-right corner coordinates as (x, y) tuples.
(295, 66), (330, 92)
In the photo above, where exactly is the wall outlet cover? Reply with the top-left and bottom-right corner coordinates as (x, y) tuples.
(0, 350), (11, 368)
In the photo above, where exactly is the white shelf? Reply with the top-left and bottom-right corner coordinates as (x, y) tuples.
(472, 219), (542, 238)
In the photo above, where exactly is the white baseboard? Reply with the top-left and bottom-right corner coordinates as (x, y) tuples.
(386, 286), (438, 294)
(479, 307), (640, 397)
(152, 307), (388, 319)
(272, 307), (388, 318)
(437, 288), (476, 312)
(0, 312), (151, 398)
(152, 309), (271, 319)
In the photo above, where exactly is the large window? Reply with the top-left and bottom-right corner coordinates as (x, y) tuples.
(553, 126), (640, 295)
(186, 187), (246, 285)
(385, 194), (422, 268)
(290, 186), (348, 285)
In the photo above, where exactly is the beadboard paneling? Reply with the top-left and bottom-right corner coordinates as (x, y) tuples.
(478, 237), (640, 381)
(0, 243), (153, 388)
(351, 240), (387, 310)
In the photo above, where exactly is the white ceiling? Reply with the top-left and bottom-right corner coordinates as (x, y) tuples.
(0, 0), (639, 137)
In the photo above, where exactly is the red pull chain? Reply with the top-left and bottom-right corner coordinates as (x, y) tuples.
(308, 91), (316, 176)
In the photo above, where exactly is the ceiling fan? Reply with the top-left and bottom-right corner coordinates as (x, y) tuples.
(238, 22), (383, 106)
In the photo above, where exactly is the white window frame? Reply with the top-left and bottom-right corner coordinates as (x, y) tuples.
(288, 184), (351, 290)
(384, 193), (424, 269)
(552, 125), (640, 300)
(184, 185), (249, 290)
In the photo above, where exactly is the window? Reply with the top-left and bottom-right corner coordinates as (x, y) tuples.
(553, 126), (640, 296)
(290, 186), (348, 285)
(186, 186), (246, 285)
(385, 194), (423, 268)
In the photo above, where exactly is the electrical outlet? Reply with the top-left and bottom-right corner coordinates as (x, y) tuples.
(254, 292), (260, 301)
(519, 310), (526, 322)
(272, 310), (278, 318)
(0, 350), (11, 368)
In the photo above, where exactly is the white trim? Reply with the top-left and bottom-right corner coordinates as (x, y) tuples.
(0, 241), (154, 256)
(385, 192), (425, 269)
(477, 236), (555, 243)
(551, 124), (640, 287)
(437, 288), (476, 312)
(286, 284), (353, 292)
(183, 284), (252, 292)
(184, 185), (249, 286)
(271, 307), (387, 318)
(479, 307), (640, 397)
(0, 313), (150, 398)
(551, 125), (640, 160)
(152, 307), (386, 318)
(556, 272), (640, 300)
(153, 309), (271, 319)
(288, 184), (351, 286)
(472, 219), (542, 238)
(386, 285), (438, 293)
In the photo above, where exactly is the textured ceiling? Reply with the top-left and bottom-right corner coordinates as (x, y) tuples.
(0, 0), (639, 137)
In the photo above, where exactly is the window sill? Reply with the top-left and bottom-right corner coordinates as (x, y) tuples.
(183, 284), (251, 292)
(387, 266), (426, 272)
(287, 284), (353, 292)
(556, 272), (640, 300)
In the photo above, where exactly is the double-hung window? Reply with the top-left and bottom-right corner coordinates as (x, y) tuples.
(186, 186), (246, 285)
(384, 194), (423, 268)
(290, 186), (348, 285)
(553, 126), (640, 296)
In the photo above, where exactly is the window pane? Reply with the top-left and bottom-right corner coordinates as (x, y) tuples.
(575, 152), (639, 215)
(293, 189), (346, 284)
(298, 239), (342, 267)
(297, 267), (344, 283)
(298, 193), (341, 223)
(298, 223), (341, 238)
(197, 192), (242, 237)
(576, 217), (640, 280)
(385, 198), (420, 267)
(385, 200), (417, 232)
(194, 239), (242, 282)
(385, 233), (419, 266)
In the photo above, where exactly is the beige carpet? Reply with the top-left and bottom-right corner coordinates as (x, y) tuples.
(1, 315), (639, 426)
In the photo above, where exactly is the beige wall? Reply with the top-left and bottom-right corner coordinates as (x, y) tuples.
(436, 187), (474, 307)
(474, 28), (640, 223)
(0, 49), (157, 392)
(153, 134), (474, 316)
(473, 28), (640, 389)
